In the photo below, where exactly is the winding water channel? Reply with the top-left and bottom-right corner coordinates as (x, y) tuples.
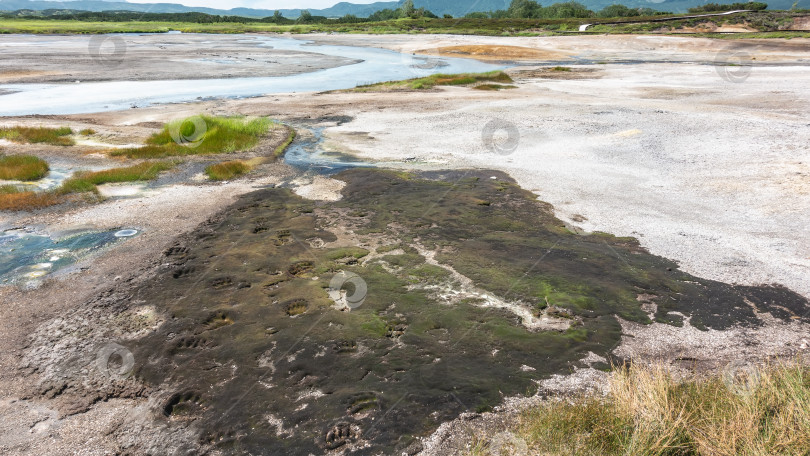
(0, 34), (503, 284)
(0, 35), (504, 116)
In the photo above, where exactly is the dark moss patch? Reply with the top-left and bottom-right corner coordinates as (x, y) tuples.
(126, 168), (808, 455)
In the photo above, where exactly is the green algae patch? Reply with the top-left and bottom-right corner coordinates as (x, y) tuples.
(126, 168), (808, 454)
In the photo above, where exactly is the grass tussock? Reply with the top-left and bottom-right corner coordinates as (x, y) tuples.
(509, 361), (810, 456)
(0, 154), (49, 181)
(113, 115), (273, 159)
(353, 71), (513, 91)
(274, 126), (296, 158)
(551, 66), (572, 72)
(0, 186), (61, 211)
(473, 83), (517, 91)
(205, 160), (251, 181)
(0, 126), (74, 146)
(59, 161), (178, 194)
(0, 161), (177, 211)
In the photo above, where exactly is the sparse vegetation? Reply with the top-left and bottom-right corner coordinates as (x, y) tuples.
(274, 127), (296, 158)
(113, 115), (273, 159)
(473, 84), (517, 90)
(0, 154), (50, 181)
(551, 66), (572, 71)
(59, 161), (178, 194)
(688, 2), (769, 13)
(0, 187), (61, 211)
(352, 71), (514, 92)
(492, 361), (810, 456)
(205, 160), (251, 180)
(79, 128), (96, 136)
(0, 126), (74, 146)
(0, 161), (177, 211)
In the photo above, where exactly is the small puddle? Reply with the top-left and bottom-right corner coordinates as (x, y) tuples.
(4, 159), (118, 192)
(0, 228), (139, 286)
(283, 125), (370, 175)
(7, 166), (75, 192)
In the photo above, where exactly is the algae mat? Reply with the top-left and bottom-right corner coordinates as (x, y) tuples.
(127, 169), (808, 455)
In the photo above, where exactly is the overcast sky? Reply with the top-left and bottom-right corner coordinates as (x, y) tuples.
(124, 0), (382, 9)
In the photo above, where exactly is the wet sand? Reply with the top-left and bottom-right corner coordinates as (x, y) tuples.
(0, 33), (809, 455)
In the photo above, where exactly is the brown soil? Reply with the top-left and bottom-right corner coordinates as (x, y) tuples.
(415, 44), (572, 61)
(508, 66), (602, 80)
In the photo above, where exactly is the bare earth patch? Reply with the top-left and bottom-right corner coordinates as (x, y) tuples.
(416, 44), (572, 61)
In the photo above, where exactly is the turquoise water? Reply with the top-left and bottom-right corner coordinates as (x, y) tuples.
(0, 229), (138, 285)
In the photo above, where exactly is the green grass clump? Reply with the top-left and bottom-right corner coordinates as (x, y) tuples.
(0, 126), (74, 146)
(473, 83), (517, 91)
(79, 128), (96, 136)
(353, 71), (514, 92)
(58, 161), (178, 195)
(274, 127), (296, 158)
(326, 247), (370, 261)
(1, 161), (177, 211)
(205, 160), (251, 181)
(551, 66), (572, 72)
(508, 361), (810, 456)
(113, 115), (273, 159)
(0, 154), (50, 181)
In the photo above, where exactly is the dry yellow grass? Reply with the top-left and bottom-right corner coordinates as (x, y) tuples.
(416, 45), (571, 61)
(0, 189), (62, 211)
(205, 160), (251, 180)
(464, 360), (810, 455)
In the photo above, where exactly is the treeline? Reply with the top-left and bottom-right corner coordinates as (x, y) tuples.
(1, 0), (770, 23)
(687, 2), (768, 13)
(3, 10), (259, 23)
(0, 0), (442, 24)
(256, 1), (443, 24)
(465, 0), (671, 18)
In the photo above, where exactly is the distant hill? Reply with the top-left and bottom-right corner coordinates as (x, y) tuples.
(0, 0), (806, 18)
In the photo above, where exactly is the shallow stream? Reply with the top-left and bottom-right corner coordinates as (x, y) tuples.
(0, 35), (504, 116)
